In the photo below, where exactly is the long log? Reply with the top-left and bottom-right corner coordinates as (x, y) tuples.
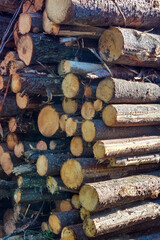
(93, 136), (160, 161)
(99, 27), (160, 68)
(0, 95), (19, 118)
(70, 136), (93, 157)
(17, 176), (46, 189)
(0, 0), (19, 13)
(18, 12), (43, 35)
(49, 210), (81, 235)
(110, 153), (160, 167)
(83, 200), (160, 237)
(79, 171), (160, 212)
(102, 104), (160, 127)
(96, 78), (160, 103)
(36, 152), (72, 176)
(46, 0), (160, 29)
(17, 33), (98, 66)
(11, 72), (62, 96)
(60, 158), (160, 190)
(81, 120), (160, 143)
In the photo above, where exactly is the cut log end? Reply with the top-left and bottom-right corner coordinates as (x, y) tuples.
(70, 137), (83, 157)
(93, 141), (105, 161)
(81, 120), (95, 143)
(7, 133), (18, 151)
(8, 117), (17, 133)
(102, 105), (117, 126)
(42, 9), (54, 34)
(46, 0), (72, 24)
(17, 34), (33, 66)
(81, 102), (95, 120)
(65, 118), (77, 137)
(61, 226), (76, 240)
(11, 73), (21, 93)
(52, 24), (60, 35)
(96, 78), (114, 103)
(58, 60), (71, 75)
(71, 194), (81, 209)
(60, 115), (68, 131)
(49, 214), (61, 234)
(60, 200), (72, 212)
(80, 207), (90, 221)
(36, 155), (48, 176)
(14, 142), (24, 158)
(18, 13), (32, 35)
(47, 176), (61, 195)
(36, 140), (47, 150)
(83, 218), (96, 238)
(13, 190), (21, 204)
(0, 76), (6, 90)
(34, 0), (44, 11)
(94, 99), (103, 112)
(17, 176), (23, 188)
(99, 28), (123, 62)
(38, 105), (59, 137)
(84, 86), (93, 98)
(1, 152), (13, 175)
(60, 158), (83, 189)
(16, 93), (29, 109)
(49, 140), (57, 150)
(41, 222), (50, 232)
(79, 185), (98, 212)
(62, 97), (78, 114)
(62, 73), (79, 98)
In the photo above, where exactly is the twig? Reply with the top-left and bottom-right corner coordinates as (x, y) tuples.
(89, 48), (113, 77)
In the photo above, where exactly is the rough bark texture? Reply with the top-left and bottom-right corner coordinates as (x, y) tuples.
(17, 176), (46, 189)
(0, 95), (19, 118)
(99, 27), (160, 68)
(11, 72), (62, 96)
(96, 78), (160, 104)
(83, 200), (160, 237)
(0, 16), (11, 40)
(46, 0), (160, 29)
(17, 33), (98, 66)
(102, 104), (160, 127)
(0, 0), (19, 13)
(110, 153), (160, 167)
(93, 136), (160, 161)
(79, 171), (160, 212)
(49, 210), (81, 235)
(61, 224), (88, 240)
(82, 119), (160, 143)
(36, 152), (72, 176)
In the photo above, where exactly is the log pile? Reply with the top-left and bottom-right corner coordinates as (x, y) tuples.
(0, 0), (160, 239)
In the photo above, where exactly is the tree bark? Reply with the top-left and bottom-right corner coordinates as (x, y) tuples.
(110, 153), (160, 167)
(82, 119), (160, 143)
(99, 27), (160, 68)
(0, 95), (19, 118)
(46, 0), (160, 29)
(79, 171), (160, 212)
(102, 104), (160, 127)
(18, 12), (43, 35)
(83, 200), (160, 237)
(0, 0), (19, 13)
(70, 136), (93, 157)
(96, 78), (160, 104)
(49, 209), (81, 235)
(93, 136), (160, 161)
(17, 176), (46, 189)
(36, 152), (72, 176)
(12, 164), (36, 176)
(11, 72), (62, 96)
(17, 33), (98, 66)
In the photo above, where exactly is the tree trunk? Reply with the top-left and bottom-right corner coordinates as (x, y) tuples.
(82, 119), (160, 143)
(110, 153), (160, 167)
(0, 0), (19, 13)
(96, 78), (160, 104)
(61, 224), (88, 240)
(46, 0), (160, 29)
(79, 171), (160, 212)
(99, 27), (160, 68)
(18, 12), (43, 35)
(36, 152), (72, 176)
(0, 95), (19, 118)
(17, 33), (98, 66)
(17, 176), (46, 189)
(102, 104), (160, 127)
(49, 209), (81, 235)
(70, 136), (93, 157)
(93, 136), (160, 161)
(11, 72), (62, 96)
(83, 200), (160, 237)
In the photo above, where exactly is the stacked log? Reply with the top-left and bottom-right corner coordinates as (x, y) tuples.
(0, 0), (160, 239)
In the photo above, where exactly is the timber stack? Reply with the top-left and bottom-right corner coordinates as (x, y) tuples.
(0, 0), (160, 239)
